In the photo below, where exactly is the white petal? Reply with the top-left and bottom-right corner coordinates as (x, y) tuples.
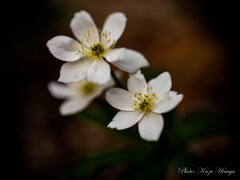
(86, 59), (111, 84)
(127, 70), (147, 94)
(47, 36), (83, 61)
(70, 10), (99, 47)
(101, 12), (127, 47)
(138, 112), (164, 141)
(105, 48), (149, 73)
(58, 59), (94, 83)
(108, 111), (144, 130)
(152, 91), (183, 114)
(100, 76), (115, 90)
(48, 82), (76, 99)
(148, 72), (172, 95)
(105, 88), (136, 111)
(60, 97), (91, 115)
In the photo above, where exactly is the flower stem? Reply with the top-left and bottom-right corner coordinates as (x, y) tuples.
(111, 70), (124, 89)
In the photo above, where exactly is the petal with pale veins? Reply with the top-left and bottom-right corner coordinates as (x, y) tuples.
(105, 48), (149, 73)
(152, 91), (183, 114)
(47, 36), (83, 61)
(86, 59), (111, 84)
(101, 13), (127, 47)
(105, 88), (136, 111)
(58, 59), (94, 83)
(108, 111), (144, 130)
(148, 72), (172, 95)
(138, 112), (164, 141)
(127, 70), (147, 94)
(70, 10), (99, 47)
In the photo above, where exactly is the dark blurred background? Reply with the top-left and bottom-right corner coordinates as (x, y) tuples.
(5, 0), (239, 179)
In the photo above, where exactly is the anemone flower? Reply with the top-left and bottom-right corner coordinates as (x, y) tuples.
(48, 78), (114, 115)
(47, 10), (148, 84)
(105, 71), (183, 141)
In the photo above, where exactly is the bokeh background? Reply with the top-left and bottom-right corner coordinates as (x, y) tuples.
(6, 0), (239, 179)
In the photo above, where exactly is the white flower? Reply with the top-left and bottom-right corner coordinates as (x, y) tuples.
(48, 78), (114, 115)
(105, 71), (183, 141)
(47, 10), (149, 84)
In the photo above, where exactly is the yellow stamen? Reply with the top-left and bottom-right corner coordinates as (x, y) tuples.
(132, 86), (159, 113)
(73, 29), (117, 59)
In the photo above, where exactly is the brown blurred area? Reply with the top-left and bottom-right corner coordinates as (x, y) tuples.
(5, 0), (238, 179)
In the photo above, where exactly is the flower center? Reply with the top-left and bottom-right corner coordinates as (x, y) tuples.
(131, 90), (159, 114)
(90, 43), (105, 58)
(138, 98), (152, 113)
(73, 29), (116, 59)
(79, 81), (96, 95)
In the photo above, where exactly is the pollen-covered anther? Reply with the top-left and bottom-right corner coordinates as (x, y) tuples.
(81, 29), (99, 47)
(133, 91), (159, 113)
(72, 28), (118, 59)
(91, 43), (105, 58)
(73, 45), (89, 58)
(111, 40), (117, 48)
(100, 30), (116, 48)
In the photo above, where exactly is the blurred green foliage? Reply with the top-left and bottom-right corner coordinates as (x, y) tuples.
(56, 95), (229, 179)
(10, 0), (238, 179)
